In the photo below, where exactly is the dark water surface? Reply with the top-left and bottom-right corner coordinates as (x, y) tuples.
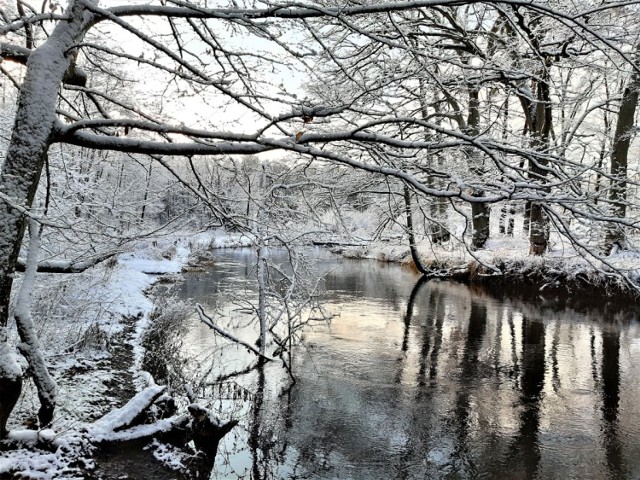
(178, 249), (640, 479)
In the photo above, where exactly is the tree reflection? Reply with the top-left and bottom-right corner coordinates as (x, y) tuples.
(601, 329), (624, 479)
(507, 317), (545, 479)
(452, 301), (487, 475)
(417, 290), (443, 386)
(401, 276), (428, 353)
(428, 291), (445, 382)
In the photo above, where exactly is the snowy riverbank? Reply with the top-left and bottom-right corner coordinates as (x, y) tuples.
(0, 227), (265, 479)
(2, 227), (639, 478)
(0, 231), (232, 479)
(338, 235), (640, 299)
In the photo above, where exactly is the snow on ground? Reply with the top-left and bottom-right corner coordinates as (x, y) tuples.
(0, 228), (264, 479)
(331, 205), (640, 289)
(2, 224), (638, 478)
(0, 234), (198, 479)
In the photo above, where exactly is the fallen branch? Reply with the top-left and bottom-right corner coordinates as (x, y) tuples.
(88, 394), (238, 479)
(195, 305), (273, 362)
(95, 414), (190, 443)
(90, 385), (166, 438)
(15, 251), (118, 273)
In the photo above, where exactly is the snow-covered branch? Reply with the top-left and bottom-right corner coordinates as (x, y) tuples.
(56, 129), (272, 156)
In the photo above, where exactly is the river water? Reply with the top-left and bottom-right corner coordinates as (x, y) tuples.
(177, 248), (640, 479)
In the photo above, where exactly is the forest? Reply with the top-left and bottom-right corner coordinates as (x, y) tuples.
(1, 0), (640, 478)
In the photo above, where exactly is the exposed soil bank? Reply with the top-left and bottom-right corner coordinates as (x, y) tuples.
(91, 439), (183, 480)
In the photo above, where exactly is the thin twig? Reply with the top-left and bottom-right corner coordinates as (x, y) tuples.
(195, 304), (273, 362)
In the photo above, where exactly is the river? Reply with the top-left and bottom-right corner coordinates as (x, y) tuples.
(177, 248), (640, 479)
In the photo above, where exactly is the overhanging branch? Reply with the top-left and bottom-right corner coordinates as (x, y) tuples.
(56, 129), (272, 155)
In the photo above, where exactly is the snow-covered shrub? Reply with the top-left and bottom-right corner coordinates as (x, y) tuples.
(141, 292), (191, 387)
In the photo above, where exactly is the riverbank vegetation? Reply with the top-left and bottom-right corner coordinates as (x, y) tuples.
(3, 0), (640, 477)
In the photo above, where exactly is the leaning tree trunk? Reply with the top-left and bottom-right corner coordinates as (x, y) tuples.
(403, 185), (428, 274)
(15, 221), (57, 428)
(604, 49), (640, 254)
(0, 0), (92, 438)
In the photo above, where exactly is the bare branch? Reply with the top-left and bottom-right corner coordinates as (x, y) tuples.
(196, 304), (273, 362)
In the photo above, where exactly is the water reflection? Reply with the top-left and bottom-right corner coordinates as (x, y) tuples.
(452, 301), (487, 477)
(507, 317), (545, 479)
(177, 250), (640, 479)
(601, 330), (623, 479)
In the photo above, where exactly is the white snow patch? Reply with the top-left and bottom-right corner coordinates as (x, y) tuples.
(119, 254), (182, 275)
(0, 326), (21, 379)
(150, 439), (187, 471)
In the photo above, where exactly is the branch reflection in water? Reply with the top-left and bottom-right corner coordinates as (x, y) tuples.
(176, 249), (640, 479)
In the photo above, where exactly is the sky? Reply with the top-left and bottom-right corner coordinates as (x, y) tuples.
(10, 0), (307, 137)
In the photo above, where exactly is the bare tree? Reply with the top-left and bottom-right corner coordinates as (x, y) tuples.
(2, 0), (640, 438)
(605, 43), (640, 253)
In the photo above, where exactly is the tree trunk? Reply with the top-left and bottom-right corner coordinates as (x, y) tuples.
(403, 185), (428, 274)
(529, 202), (548, 255)
(471, 202), (490, 249)
(15, 221), (57, 428)
(467, 87), (490, 250)
(527, 70), (553, 255)
(604, 47), (640, 254)
(0, 0), (92, 437)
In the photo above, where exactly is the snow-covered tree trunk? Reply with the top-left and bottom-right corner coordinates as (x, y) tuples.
(14, 220), (57, 428)
(467, 87), (490, 250)
(0, 0), (93, 438)
(604, 47), (640, 254)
